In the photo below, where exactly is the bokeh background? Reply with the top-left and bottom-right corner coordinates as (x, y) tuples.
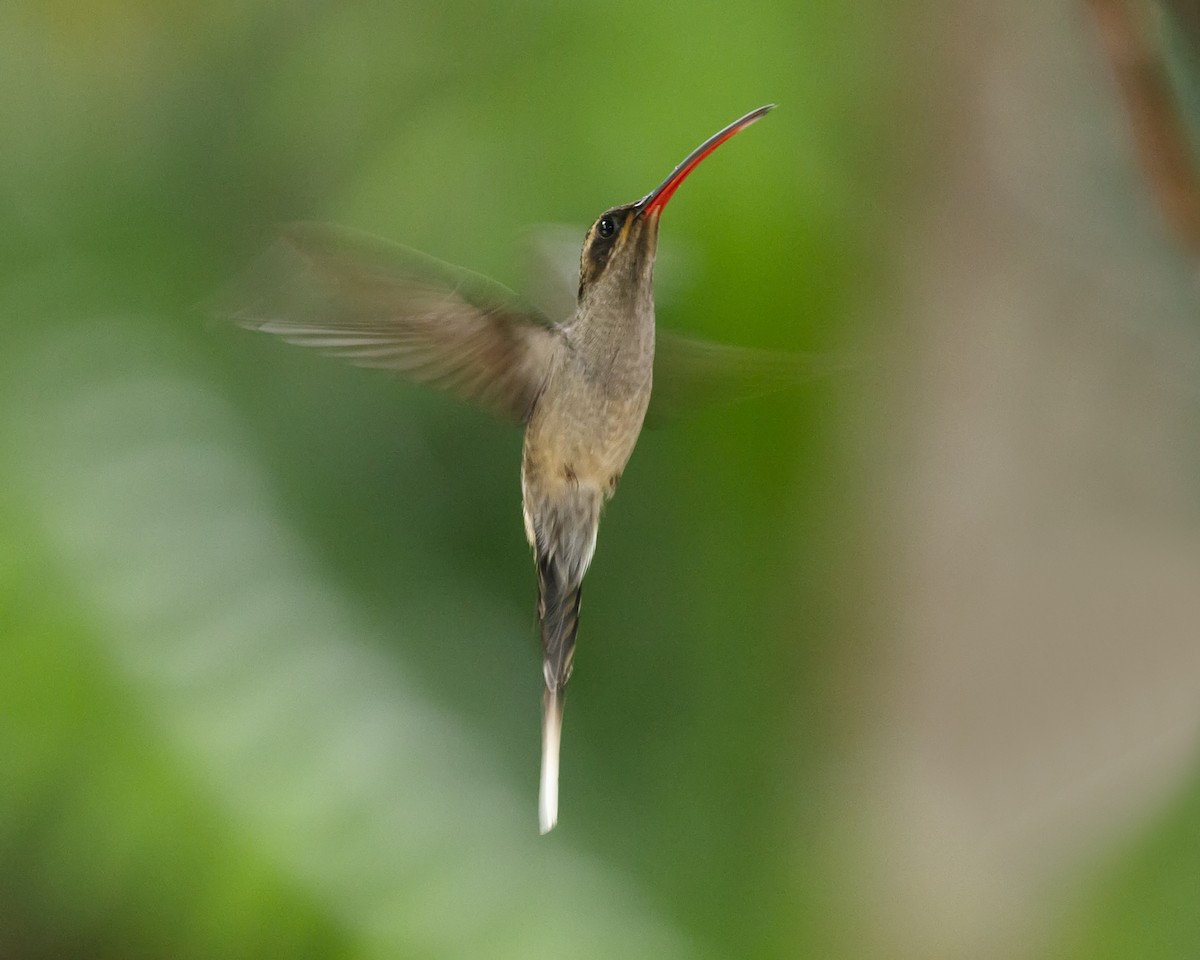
(3, 2), (1200, 958)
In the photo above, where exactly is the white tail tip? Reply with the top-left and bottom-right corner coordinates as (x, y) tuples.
(539, 689), (562, 834)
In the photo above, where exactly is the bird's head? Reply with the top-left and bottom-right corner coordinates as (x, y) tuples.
(576, 104), (774, 313)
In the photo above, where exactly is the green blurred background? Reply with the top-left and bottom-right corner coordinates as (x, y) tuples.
(3, 2), (1200, 958)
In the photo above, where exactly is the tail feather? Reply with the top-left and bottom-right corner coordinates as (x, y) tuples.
(539, 687), (563, 834)
(536, 552), (582, 834)
(537, 552), (582, 690)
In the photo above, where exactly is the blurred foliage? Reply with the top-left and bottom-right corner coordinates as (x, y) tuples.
(1, 1), (1199, 958)
(1063, 765), (1200, 960)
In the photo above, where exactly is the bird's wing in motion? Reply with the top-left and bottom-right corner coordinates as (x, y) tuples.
(646, 333), (849, 428)
(217, 222), (559, 423)
(521, 224), (583, 324)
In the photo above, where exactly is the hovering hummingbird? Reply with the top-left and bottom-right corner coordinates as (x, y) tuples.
(222, 104), (815, 833)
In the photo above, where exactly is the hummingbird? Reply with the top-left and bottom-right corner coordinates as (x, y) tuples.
(222, 104), (790, 833)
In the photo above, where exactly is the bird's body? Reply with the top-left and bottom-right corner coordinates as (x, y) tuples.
(522, 204), (659, 600)
(222, 105), (776, 833)
(521, 323), (654, 617)
(522, 218), (658, 829)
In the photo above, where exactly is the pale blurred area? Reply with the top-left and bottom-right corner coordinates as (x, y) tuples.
(838, 3), (1200, 957)
(2, 1), (1199, 959)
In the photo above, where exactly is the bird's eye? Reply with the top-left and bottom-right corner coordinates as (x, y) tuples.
(597, 215), (617, 239)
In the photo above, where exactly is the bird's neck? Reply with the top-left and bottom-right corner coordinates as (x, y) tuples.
(571, 283), (655, 381)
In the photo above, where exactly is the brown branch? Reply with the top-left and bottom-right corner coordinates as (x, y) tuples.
(1087, 0), (1200, 254)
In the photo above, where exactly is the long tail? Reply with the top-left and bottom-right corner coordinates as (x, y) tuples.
(536, 553), (582, 834)
(539, 687), (563, 834)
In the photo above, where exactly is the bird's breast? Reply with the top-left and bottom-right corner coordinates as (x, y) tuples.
(523, 353), (652, 498)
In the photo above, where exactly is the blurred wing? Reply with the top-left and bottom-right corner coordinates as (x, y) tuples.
(217, 222), (560, 423)
(522, 224), (584, 323)
(647, 332), (848, 428)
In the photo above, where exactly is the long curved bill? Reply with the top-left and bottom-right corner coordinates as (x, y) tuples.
(634, 104), (775, 219)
